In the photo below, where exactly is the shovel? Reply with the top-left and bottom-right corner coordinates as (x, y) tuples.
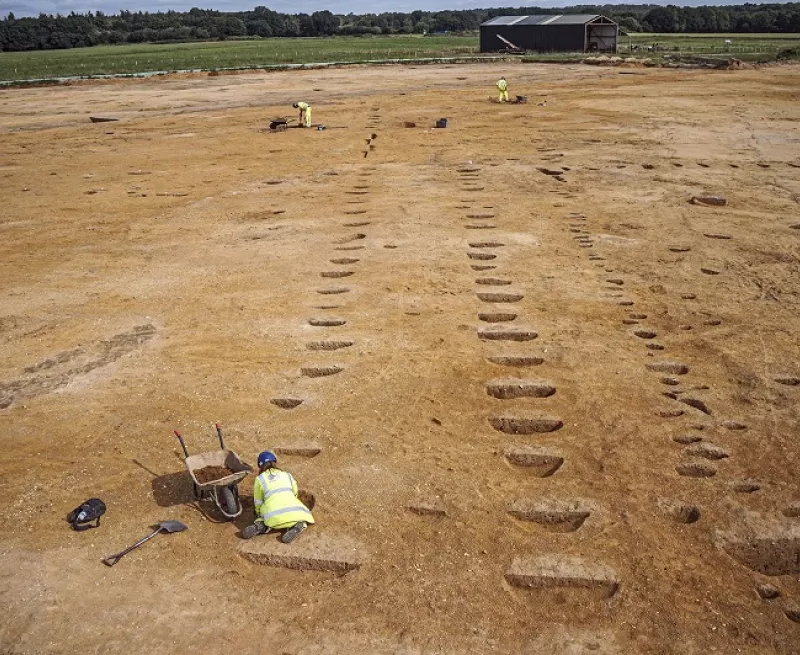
(102, 520), (188, 567)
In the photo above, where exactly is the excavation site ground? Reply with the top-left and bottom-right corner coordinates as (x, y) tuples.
(1, 62), (799, 654)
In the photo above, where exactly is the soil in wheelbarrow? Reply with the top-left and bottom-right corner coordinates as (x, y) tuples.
(194, 465), (236, 484)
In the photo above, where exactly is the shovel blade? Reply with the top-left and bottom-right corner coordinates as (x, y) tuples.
(158, 520), (188, 533)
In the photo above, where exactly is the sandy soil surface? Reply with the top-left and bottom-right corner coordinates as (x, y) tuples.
(1, 61), (799, 654)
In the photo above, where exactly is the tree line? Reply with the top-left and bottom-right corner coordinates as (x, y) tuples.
(1, 4), (799, 52)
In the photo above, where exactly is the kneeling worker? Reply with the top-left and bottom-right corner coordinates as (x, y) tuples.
(243, 450), (315, 542)
(292, 101), (312, 128)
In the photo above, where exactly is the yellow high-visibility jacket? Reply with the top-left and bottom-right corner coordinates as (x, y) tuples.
(296, 101), (310, 111)
(253, 468), (315, 530)
(497, 79), (507, 91)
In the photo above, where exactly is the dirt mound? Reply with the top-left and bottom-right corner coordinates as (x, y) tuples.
(193, 465), (234, 484)
(583, 56), (652, 67)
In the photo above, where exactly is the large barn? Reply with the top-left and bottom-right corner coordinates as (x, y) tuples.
(480, 15), (618, 54)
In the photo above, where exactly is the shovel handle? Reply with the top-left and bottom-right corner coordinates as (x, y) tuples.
(173, 430), (190, 458)
(215, 423), (225, 450)
(102, 529), (160, 567)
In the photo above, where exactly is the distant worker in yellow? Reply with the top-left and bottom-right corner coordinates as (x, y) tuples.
(242, 450), (315, 542)
(496, 76), (509, 103)
(292, 101), (312, 128)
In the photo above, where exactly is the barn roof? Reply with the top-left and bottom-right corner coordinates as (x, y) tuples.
(481, 14), (614, 27)
(480, 15), (548, 26)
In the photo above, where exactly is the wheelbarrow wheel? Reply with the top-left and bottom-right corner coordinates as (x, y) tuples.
(218, 486), (238, 517)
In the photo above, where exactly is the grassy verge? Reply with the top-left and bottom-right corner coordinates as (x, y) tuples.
(776, 45), (800, 60)
(624, 32), (800, 57)
(518, 33), (800, 66)
(520, 53), (586, 64)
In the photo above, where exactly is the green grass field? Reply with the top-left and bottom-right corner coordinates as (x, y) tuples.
(0, 35), (479, 82)
(1, 32), (799, 82)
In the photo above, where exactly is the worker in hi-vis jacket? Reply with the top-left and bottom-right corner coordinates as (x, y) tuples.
(292, 101), (312, 128)
(242, 450), (315, 543)
(496, 76), (509, 103)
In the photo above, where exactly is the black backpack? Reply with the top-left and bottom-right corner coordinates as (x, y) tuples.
(66, 498), (106, 531)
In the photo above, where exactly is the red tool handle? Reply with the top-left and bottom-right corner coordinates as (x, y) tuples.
(173, 430), (190, 458)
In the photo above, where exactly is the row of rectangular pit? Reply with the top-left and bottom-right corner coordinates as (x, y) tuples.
(567, 208), (800, 618)
(270, 169), (376, 410)
(455, 165), (617, 595)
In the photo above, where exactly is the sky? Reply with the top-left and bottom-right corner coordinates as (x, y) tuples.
(1, 0), (791, 19)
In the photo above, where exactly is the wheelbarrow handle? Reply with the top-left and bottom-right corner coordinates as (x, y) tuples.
(173, 430), (190, 458)
(215, 423), (225, 450)
(102, 528), (161, 567)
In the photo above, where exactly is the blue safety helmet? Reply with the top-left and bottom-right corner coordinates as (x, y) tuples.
(257, 451), (277, 468)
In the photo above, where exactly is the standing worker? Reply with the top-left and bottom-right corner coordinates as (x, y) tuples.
(292, 101), (312, 128)
(242, 450), (315, 542)
(496, 76), (509, 103)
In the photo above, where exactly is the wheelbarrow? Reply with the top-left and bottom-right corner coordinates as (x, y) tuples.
(269, 118), (295, 132)
(173, 425), (252, 520)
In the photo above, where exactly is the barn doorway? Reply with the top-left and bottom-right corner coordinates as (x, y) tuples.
(586, 19), (617, 53)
